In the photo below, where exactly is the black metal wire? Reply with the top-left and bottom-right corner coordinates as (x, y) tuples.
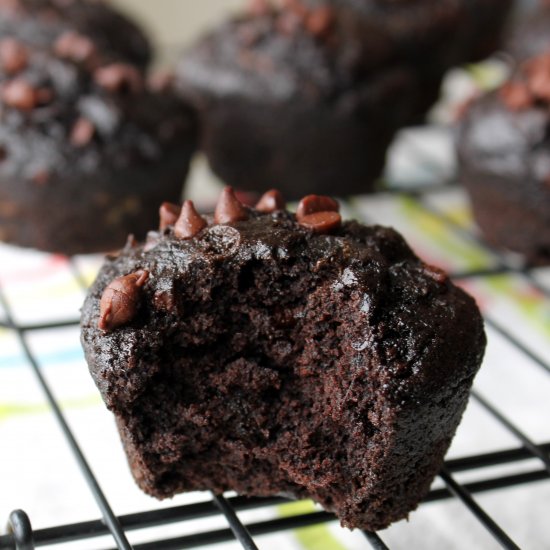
(1, 182), (549, 550)
(439, 469), (521, 550)
(471, 391), (550, 475)
(211, 494), (260, 550)
(0, 287), (132, 550)
(363, 532), (390, 550)
(1, 442), (548, 549)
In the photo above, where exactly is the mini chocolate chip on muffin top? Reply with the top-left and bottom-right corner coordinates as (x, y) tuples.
(81, 186), (486, 531)
(0, 36), (196, 254)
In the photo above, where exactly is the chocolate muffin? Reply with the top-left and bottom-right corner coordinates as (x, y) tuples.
(0, 37), (196, 254)
(176, 0), (512, 199)
(81, 187), (486, 531)
(176, 2), (430, 199)
(507, 0), (550, 62)
(0, 0), (151, 69)
(456, 52), (550, 265)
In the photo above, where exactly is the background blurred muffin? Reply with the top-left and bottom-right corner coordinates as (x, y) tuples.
(0, 36), (196, 254)
(0, 0), (152, 69)
(456, 51), (550, 265)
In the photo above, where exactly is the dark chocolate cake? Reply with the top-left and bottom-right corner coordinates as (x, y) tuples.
(456, 51), (550, 265)
(0, 0), (151, 69)
(0, 37), (196, 254)
(81, 187), (486, 531)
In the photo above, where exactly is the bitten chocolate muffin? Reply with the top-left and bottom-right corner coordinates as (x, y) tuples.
(507, 0), (550, 62)
(0, 0), (151, 69)
(456, 52), (550, 265)
(81, 187), (486, 530)
(0, 37), (196, 254)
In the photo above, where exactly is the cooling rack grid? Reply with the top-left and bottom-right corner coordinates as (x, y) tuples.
(0, 140), (549, 550)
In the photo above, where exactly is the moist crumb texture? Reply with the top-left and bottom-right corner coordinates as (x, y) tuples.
(81, 190), (486, 531)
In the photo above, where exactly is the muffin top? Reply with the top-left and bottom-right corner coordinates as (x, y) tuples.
(0, 34), (195, 183)
(177, 0), (417, 104)
(81, 188), (485, 410)
(0, 0), (151, 68)
(456, 51), (550, 190)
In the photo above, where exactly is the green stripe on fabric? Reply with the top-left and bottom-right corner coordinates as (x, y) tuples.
(485, 275), (550, 340)
(278, 501), (348, 550)
(398, 196), (491, 270)
(0, 394), (102, 422)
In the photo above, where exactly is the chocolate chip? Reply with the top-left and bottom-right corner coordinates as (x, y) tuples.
(298, 211), (341, 233)
(423, 265), (448, 284)
(54, 31), (98, 66)
(98, 270), (149, 332)
(0, 0), (21, 15)
(282, 0), (309, 18)
(528, 69), (550, 103)
(148, 70), (174, 93)
(159, 202), (181, 230)
(499, 82), (532, 111)
(215, 186), (249, 224)
(0, 38), (28, 75)
(70, 117), (95, 147)
(31, 169), (50, 186)
(2, 78), (36, 110)
(94, 63), (143, 94)
(255, 189), (286, 213)
(174, 200), (207, 239)
(0, 145), (7, 161)
(305, 6), (335, 38)
(296, 194), (339, 221)
(276, 12), (302, 35)
(125, 234), (137, 248)
(35, 88), (54, 106)
(247, 0), (271, 17)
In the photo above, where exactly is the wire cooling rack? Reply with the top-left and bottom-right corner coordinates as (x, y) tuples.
(0, 135), (549, 549)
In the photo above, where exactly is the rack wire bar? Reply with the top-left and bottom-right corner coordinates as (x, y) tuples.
(438, 469), (520, 550)
(2, 445), (548, 549)
(0, 318), (81, 331)
(2, 182), (549, 549)
(211, 494), (259, 550)
(482, 317), (550, 376)
(0, 288), (132, 550)
(471, 391), (550, 474)
(5, 465), (545, 550)
(5, 511), (34, 550)
(363, 531), (389, 550)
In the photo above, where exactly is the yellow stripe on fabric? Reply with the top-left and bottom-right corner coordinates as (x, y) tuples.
(0, 394), (102, 422)
(278, 501), (348, 550)
(398, 195), (491, 271)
